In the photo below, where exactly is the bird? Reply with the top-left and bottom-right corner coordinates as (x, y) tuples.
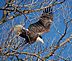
(12, 6), (53, 45)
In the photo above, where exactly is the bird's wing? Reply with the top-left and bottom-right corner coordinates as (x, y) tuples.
(28, 7), (53, 35)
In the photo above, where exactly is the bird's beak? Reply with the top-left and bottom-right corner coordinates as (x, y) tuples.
(36, 37), (44, 44)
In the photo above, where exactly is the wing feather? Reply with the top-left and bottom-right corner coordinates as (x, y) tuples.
(28, 7), (53, 35)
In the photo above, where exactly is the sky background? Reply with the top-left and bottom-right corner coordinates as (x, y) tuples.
(0, 0), (72, 61)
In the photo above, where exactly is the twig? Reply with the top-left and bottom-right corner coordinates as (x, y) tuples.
(43, 35), (72, 60)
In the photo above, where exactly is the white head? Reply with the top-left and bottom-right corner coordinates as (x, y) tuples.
(14, 25), (24, 31)
(14, 25), (24, 29)
(13, 25), (26, 35)
(36, 37), (44, 44)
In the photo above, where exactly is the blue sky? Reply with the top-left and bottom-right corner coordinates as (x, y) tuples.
(0, 0), (72, 61)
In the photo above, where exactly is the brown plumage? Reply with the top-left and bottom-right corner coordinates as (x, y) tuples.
(28, 7), (53, 35)
(13, 7), (53, 45)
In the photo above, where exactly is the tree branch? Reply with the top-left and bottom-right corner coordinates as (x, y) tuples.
(0, 0), (65, 25)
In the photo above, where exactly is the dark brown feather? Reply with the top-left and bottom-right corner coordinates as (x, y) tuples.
(19, 7), (53, 45)
(28, 7), (53, 35)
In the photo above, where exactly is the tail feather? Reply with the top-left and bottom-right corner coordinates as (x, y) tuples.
(36, 37), (44, 44)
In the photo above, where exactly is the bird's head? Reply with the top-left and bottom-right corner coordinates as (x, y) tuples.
(13, 25), (27, 35)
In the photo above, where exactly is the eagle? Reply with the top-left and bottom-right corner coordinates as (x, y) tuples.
(12, 7), (53, 45)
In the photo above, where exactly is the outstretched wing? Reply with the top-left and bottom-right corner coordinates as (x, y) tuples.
(28, 7), (53, 35)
